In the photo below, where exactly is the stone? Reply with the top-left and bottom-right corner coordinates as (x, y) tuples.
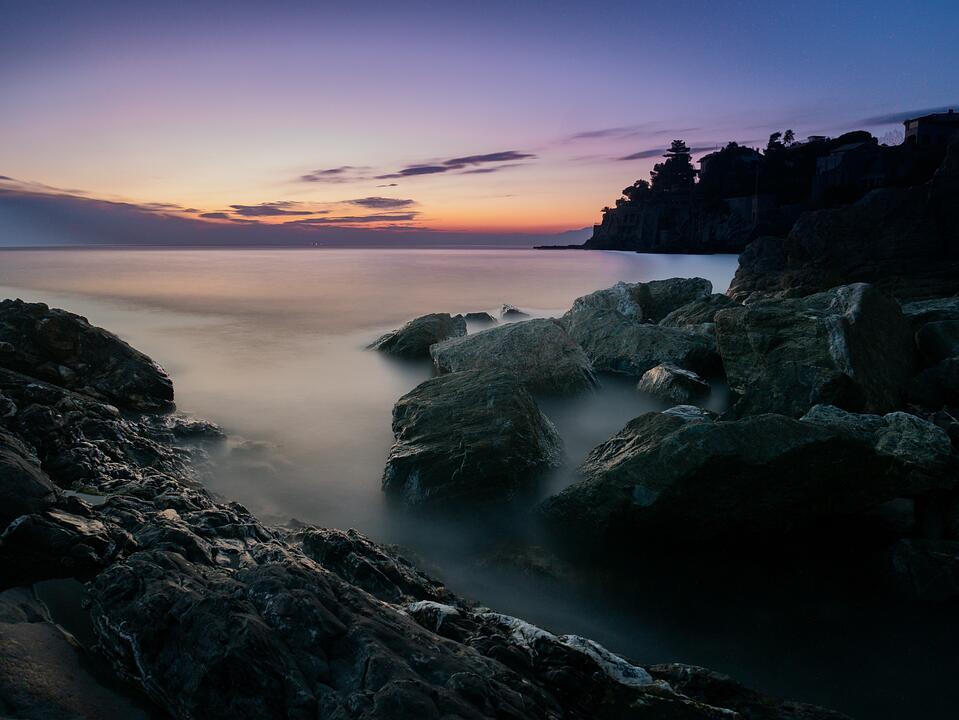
(0, 430), (60, 530)
(0, 299), (174, 411)
(368, 313), (466, 359)
(540, 406), (954, 547)
(637, 364), (711, 405)
(464, 312), (497, 325)
(659, 293), (741, 327)
(716, 283), (916, 418)
(647, 664), (852, 720)
(382, 370), (562, 506)
(561, 280), (716, 376)
(430, 319), (597, 394)
(500, 304), (530, 319)
(907, 357), (959, 408)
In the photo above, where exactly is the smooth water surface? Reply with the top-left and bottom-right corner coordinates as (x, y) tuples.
(1, 248), (952, 719)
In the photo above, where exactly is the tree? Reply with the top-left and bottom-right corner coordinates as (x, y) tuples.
(783, 129), (796, 145)
(621, 179), (651, 203)
(766, 131), (784, 152)
(649, 140), (696, 192)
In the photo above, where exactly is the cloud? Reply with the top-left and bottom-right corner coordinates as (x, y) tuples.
(617, 145), (719, 161)
(299, 166), (369, 183)
(200, 212), (231, 219)
(563, 125), (702, 143)
(376, 183), (398, 187)
(287, 212), (418, 225)
(229, 201), (317, 217)
(346, 197), (415, 209)
(857, 105), (958, 126)
(376, 150), (535, 179)
(0, 175), (13, 181)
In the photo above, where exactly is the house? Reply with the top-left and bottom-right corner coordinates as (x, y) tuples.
(903, 110), (959, 146)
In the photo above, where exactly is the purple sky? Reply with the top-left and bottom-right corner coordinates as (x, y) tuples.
(1, 0), (957, 245)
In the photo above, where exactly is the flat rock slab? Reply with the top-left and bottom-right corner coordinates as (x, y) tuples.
(383, 370), (562, 506)
(637, 364), (711, 405)
(430, 318), (597, 394)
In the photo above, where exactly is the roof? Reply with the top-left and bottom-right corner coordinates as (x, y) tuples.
(905, 110), (959, 125)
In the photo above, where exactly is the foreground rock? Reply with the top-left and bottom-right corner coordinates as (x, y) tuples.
(540, 405), (953, 547)
(368, 312), (466, 359)
(0, 301), (855, 719)
(637, 365), (711, 405)
(430, 319), (597, 394)
(382, 370), (562, 506)
(728, 140), (959, 302)
(561, 279), (716, 376)
(716, 283), (916, 418)
(887, 538), (959, 602)
(0, 299), (173, 411)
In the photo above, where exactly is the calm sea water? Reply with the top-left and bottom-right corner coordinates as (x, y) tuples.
(1, 248), (953, 719)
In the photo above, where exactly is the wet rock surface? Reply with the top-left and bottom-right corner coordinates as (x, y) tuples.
(430, 318), (597, 394)
(716, 283), (916, 418)
(0, 300), (853, 719)
(382, 370), (563, 507)
(0, 299), (174, 411)
(368, 312), (466, 359)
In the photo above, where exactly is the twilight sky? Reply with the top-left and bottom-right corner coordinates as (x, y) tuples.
(1, 0), (957, 244)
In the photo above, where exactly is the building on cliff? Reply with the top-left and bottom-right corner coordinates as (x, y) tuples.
(904, 109), (959, 147)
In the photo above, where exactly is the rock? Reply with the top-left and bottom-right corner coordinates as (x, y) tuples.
(430, 319), (597, 394)
(0, 302), (854, 720)
(716, 283), (916, 418)
(647, 664), (852, 720)
(887, 539), (959, 602)
(382, 370), (562, 506)
(800, 405), (954, 495)
(663, 405), (716, 422)
(901, 296), (959, 326)
(500, 304), (530, 319)
(728, 142), (959, 302)
(0, 299), (174, 411)
(0, 587), (158, 719)
(561, 280), (716, 376)
(659, 293), (741, 327)
(0, 430), (60, 530)
(465, 312), (498, 325)
(540, 406), (954, 547)
(368, 313), (467, 359)
(638, 364), (711, 405)
(915, 320), (959, 364)
(296, 527), (453, 604)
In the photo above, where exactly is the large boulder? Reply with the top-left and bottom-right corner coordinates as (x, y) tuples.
(561, 280), (716, 376)
(0, 299), (173, 411)
(539, 405), (954, 547)
(637, 365), (710, 405)
(716, 283), (916, 418)
(887, 538), (959, 602)
(430, 319), (596, 394)
(368, 313), (466, 359)
(382, 370), (562, 506)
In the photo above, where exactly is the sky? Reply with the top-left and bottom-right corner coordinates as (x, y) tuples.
(1, 0), (957, 245)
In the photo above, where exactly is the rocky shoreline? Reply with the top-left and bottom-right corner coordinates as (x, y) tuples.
(0, 298), (861, 718)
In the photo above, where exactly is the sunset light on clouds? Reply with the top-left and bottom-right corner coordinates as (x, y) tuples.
(1, 0), (957, 242)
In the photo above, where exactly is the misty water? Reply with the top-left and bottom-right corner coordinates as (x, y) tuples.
(1, 248), (954, 719)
